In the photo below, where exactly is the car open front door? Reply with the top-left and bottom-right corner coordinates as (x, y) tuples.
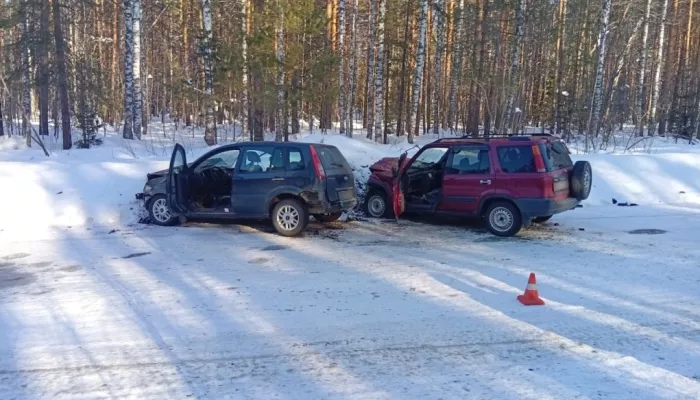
(392, 153), (407, 219)
(166, 143), (189, 213)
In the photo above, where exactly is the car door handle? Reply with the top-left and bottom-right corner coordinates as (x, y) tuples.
(480, 180), (492, 185)
(271, 177), (285, 182)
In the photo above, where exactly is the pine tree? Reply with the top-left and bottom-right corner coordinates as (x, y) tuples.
(432, 0), (445, 135)
(338, 0), (346, 136)
(447, 0), (465, 133)
(53, 0), (71, 149)
(504, 0), (526, 134)
(365, 0), (377, 139)
(240, 0), (250, 140)
(347, 0), (359, 137)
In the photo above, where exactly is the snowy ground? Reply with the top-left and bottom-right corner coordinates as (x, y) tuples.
(2, 126), (700, 399)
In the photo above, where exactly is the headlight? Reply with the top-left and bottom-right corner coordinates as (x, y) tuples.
(144, 184), (153, 192)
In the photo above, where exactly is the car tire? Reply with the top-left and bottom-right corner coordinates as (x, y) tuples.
(364, 190), (392, 218)
(147, 194), (178, 226)
(272, 199), (309, 237)
(485, 201), (522, 237)
(532, 215), (553, 224)
(313, 213), (342, 223)
(570, 161), (593, 201)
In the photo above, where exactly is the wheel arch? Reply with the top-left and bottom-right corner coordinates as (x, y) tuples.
(479, 195), (520, 217)
(267, 191), (306, 216)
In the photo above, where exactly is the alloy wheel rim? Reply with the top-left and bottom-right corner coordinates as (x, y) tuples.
(277, 205), (300, 231)
(152, 198), (171, 223)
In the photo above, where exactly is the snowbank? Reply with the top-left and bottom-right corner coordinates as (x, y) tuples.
(2, 128), (699, 238)
(577, 153), (700, 207)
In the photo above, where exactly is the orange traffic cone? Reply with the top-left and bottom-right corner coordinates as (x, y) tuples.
(517, 273), (545, 306)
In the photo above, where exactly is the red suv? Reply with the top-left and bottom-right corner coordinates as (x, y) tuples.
(364, 134), (592, 236)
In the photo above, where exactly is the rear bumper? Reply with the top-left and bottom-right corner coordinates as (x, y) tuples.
(516, 197), (580, 219)
(307, 199), (358, 215)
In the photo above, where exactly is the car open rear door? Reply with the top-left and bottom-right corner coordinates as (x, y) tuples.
(166, 143), (189, 213)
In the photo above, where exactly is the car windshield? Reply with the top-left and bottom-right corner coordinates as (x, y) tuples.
(411, 147), (448, 170)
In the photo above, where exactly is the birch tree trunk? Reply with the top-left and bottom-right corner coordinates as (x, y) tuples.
(432, 0), (445, 135)
(133, 0), (143, 139)
(365, 0), (376, 139)
(201, 0), (217, 145)
(649, 0), (669, 137)
(123, 0), (135, 139)
(20, 0), (31, 147)
(636, 0), (652, 137)
(240, 0), (249, 140)
(372, 0), (387, 143)
(53, 0), (72, 149)
(585, 0), (611, 148)
(275, 0), (285, 141)
(337, 0), (346, 136)
(408, 0), (428, 144)
(502, 0), (526, 134)
(347, 0), (359, 137)
(447, 0), (465, 133)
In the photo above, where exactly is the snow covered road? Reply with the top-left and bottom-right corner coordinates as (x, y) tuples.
(2, 206), (700, 399)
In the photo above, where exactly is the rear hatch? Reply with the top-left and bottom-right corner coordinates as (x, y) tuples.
(539, 141), (574, 199)
(313, 145), (356, 203)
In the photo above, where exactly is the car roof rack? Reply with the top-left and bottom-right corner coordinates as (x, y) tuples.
(433, 133), (553, 144)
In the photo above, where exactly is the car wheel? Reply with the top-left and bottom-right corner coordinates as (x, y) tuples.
(313, 212), (342, 223)
(147, 194), (178, 226)
(364, 190), (392, 218)
(485, 201), (522, 237)
(532, 215), (553, 224)
(272, 199), (309, 237)
(570, 161), (593, 201)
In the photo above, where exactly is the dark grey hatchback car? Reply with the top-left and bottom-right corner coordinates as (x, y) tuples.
(136, 142), (358, 236)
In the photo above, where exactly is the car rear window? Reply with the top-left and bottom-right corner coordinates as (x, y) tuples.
(497, 146), (536, 173)
(540, 142), (573, 171)
(314, 145), (351, 170)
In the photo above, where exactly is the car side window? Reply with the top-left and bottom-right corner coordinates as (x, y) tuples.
(497, 146), (536, 173)
(287, 148), (305, 171)
(240, 147), (271, 173)
(448, 147), (491, 174)
(408, 147), (448, 173)
(194, 149), (240, 173)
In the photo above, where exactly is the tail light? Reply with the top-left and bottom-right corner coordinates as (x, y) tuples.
(309, 146), (326, 179)
(532, 145), (546, 173)
(544, 177), (555, 198)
